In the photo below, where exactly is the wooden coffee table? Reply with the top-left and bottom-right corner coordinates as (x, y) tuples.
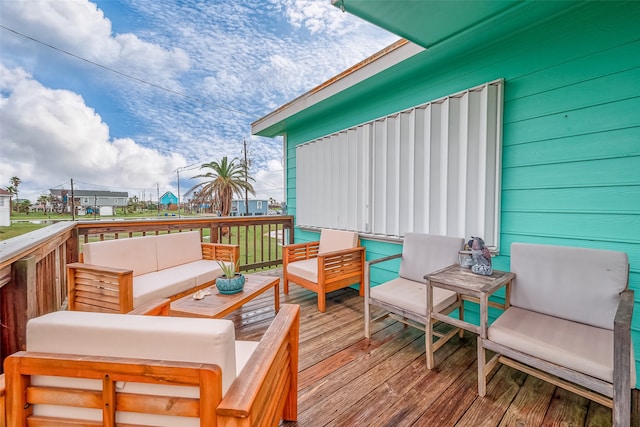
(170, 274), (280, 319)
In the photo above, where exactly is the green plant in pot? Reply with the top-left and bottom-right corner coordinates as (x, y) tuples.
(215, 258), (245, 294)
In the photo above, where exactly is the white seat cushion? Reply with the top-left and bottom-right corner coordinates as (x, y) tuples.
(370, 277), (459, 316)
(488, 306), (636, 386)
(133, 269), (196, 308)
(286, 258), (318, 283)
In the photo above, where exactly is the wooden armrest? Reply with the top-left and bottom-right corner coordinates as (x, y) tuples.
(366, 252), (402, 268)
(127, 298), (171, 316)
(613, 289), (634, 425)
(67, 262), (132, 275)
(0, 373), (5, 427)
(614, 289), (634, 330)
(217, 304), (300, 423)
(67, 262), (134, 313)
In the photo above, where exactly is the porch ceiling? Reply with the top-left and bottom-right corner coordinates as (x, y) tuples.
(333, 0), (586, 51)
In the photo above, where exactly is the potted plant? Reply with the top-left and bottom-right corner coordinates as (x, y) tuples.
(215, 258), (245, 294)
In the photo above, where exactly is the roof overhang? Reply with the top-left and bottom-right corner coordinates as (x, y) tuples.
(331, 0), (585, 50)
(252, 39), (424, 137)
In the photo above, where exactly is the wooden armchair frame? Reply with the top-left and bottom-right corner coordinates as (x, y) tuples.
(67, 242), (240, 313)
(283, 240), (365, 312)
(2, 303), (300, 427)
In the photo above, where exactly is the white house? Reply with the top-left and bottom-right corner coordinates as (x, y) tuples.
(0, 189), (12, 226)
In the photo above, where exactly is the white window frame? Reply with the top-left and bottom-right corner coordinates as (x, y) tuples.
(295, 79), (503, 249)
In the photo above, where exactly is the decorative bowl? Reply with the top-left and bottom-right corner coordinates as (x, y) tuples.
(215, 273), (245, 295)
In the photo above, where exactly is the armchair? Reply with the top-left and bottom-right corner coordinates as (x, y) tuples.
(364, 233), (464, 365)
(283, 229), (365, 312)
(477, 243), (635, 426)
(2, 303), (300, 426)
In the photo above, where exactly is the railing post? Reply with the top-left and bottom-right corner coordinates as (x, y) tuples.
(1, 255), (36, 365)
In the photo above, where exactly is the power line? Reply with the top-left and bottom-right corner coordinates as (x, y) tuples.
(0, 24), (254, 117)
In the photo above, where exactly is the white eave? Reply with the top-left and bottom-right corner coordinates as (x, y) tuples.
(251, 39), (425, 136)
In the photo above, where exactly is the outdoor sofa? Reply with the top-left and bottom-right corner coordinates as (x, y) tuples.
(67, 230), (239, 313)
(2, 303), (300, 426)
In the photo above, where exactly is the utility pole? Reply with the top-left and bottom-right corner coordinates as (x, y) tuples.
(176, 169), (181, 218)
(244, 138), (249, 216)
(70, 178), (75, 221)
(157, 183), (160, 216)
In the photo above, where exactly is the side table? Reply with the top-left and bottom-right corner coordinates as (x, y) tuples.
(424, 264), (514, 369)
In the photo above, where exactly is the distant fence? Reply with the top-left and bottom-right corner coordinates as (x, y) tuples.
(0, 216), (294, 369)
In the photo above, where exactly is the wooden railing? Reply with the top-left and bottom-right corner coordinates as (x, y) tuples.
(0, 215), (294, 369)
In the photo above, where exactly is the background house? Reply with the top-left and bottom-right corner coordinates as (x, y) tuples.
(231, 199), (269, 216)
(0, 189), (12, 226)
(159, 191), (178, 210)
(49, 189), (128, 215)
(253, 2), (640, 375)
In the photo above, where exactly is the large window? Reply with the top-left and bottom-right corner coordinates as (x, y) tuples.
(295, 79), (503, 248)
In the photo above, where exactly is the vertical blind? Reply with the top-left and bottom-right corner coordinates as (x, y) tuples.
(296, 79), (503, 248)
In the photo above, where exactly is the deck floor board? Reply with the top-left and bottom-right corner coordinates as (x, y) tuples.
(224, 269), (633, 427)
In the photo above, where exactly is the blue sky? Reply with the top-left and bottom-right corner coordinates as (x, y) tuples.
(0, 0), (396, 204)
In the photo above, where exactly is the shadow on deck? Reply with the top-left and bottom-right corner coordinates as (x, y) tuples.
(227, 269), (637, 427)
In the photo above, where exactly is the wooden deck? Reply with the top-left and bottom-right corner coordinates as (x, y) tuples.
(227, 269), (637, 427)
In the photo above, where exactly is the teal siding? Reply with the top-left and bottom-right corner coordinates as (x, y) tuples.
(282, 2), (640, 375)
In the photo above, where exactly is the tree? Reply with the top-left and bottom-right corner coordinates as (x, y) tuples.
(188, 157), (255, 216)
(10, 177), (21, 211)
(37, 194), (51, 212)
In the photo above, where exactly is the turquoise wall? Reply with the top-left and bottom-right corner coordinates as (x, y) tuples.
(283, 2), (640, 372)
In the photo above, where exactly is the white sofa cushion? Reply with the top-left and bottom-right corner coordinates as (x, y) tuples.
(286, 258), (318, 283)
(399, 233), (464, 283)
(318, 229), (358, 254)
(26, 310), (247, 426)
(155, 231), (204, 270)
(370, 277), (458, 315)
(488, 306), (636, 386)
(83, 235), (158, 277)
(132, 268), (197, 308)
(510, 243), (629, 329)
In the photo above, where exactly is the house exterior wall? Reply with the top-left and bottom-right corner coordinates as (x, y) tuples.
(0, 195), (11, 227)
(231, 199), (269, 216)
(280, 3), (640, 370)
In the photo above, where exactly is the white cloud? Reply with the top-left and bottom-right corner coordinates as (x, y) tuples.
(0, 0), (397, 203)
(0, 0), (189, 87)
(0, 65), (186, 199)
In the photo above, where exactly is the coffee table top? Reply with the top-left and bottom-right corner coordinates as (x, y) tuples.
(170, 274), (280, 319)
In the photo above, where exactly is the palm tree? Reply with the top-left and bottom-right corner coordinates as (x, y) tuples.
(37, 194), (51, 213)
(10, 177), (21, 211)
(188, 157), (255, 216)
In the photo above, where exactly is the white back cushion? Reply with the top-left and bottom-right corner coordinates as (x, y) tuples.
(510, 243), (628, 329)
(155, 231), (203, 270)
(399, 233), (464, 282)
(318, 229), (358, 254)
(83, 235), (158, 276)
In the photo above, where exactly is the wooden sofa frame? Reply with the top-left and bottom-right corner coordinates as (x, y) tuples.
(2, 303), (300, 427)
(67, 241), (240, 313)
(283, 240), (365, 312)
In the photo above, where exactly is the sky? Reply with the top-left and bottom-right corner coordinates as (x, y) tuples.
(0, 0), (396, 205)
